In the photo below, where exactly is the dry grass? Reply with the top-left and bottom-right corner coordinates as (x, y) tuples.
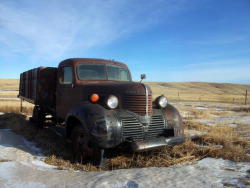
(224, 106), (250, 113)
(0, 100), (33, 115)
(185, 121), (249, 162)
(0, 159), (12, 162)
(1, 79), (249, 103)
(209, 110), (231, 117)
(0, 79), (19, 90)
(0, 110), (249, 172)
(145, 82), (250, 103)
(0, 91), (19, 97)
(192, 109), (212, 119)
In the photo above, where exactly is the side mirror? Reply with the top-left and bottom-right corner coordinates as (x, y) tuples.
(140, 74), (146, 82)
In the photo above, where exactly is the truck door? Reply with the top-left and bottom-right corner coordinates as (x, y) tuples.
(56, 66), (74, 119)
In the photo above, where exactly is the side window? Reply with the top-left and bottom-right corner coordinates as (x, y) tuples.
(59, 67), (73, 84)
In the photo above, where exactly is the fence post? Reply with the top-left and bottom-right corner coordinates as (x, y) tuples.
(245, 90), (248, 105)
(20, 99), (23, 113)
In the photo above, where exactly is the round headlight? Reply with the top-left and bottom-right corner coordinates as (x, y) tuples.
(156, 95), (168, 108)
(106, 95), (118, 109)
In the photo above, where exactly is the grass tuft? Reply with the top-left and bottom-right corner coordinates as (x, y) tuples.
(0, 100), (33, 115)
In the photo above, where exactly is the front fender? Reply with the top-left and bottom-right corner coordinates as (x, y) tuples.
(162, 104), (184, 137)
(65, 102), (121, 148)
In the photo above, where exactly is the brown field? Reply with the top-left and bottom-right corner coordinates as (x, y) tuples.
(0, 79), (19, 90)
(0, 79), (249, 115)
(0, 79), (249, 107)
(0, 79), (249, 172)
(0, 79), (19, 98)
(146, 82), (250, 103)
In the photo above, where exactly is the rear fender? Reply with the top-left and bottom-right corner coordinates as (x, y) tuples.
(65, 102), (121, 148)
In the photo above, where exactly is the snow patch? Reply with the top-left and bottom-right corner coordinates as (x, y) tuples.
(185, 130), (207, 138)
(22, 138), (41, 153)
(0, 128), (11, 131)
(195, 144), (223, 149)
(229, 123), (238, 128)
(31, 159), (58, 170)
(196, 158), (249, 187)
(181, 111), (195, 119)
(195, 116), (250, 126)
(1, 143), (13, 147)
(195, 106), (208, 110)
(215, 108), (224, 111)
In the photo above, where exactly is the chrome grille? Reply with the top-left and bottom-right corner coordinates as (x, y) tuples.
(122, 115), (165, 141)
(122, 116), (143, 141)
(146, 115), (165, 140)
(123, 95), (152, 116)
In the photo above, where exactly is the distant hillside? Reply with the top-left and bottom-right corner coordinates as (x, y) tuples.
(0, 79), (249, 103)
(146, 82), (250, 103)
(0, 79), (19, 90)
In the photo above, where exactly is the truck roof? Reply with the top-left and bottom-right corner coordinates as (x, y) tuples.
(59, 58), (129, 69)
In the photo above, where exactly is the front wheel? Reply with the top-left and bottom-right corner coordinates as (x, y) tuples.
(71, 125), (107, 167)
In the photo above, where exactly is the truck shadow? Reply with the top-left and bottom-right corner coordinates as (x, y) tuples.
(0, 113), (73, 162)
(0, 113), (152, 170)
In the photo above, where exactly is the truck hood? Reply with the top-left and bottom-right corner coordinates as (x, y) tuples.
(80, 81), (152, 96)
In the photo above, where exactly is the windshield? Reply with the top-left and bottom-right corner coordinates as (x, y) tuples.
(77, 64), (131, 81)
(106, 65), (130, 81)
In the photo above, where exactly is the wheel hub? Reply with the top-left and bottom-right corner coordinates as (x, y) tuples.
(76, 132), (93, 159)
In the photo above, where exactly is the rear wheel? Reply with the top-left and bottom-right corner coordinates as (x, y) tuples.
(71, 125), (107, 167)
(32, 106), (45, 128)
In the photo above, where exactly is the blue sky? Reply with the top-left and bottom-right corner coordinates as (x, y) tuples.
(0, 0), (250, 84)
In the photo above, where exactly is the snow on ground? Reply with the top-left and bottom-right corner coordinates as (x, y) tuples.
(195, 116), (250, 127)
(185, 130), (207, 139)
(195, 106), (209, 110)
(175, 102), (250, 127)
(0, 129), (249, 187)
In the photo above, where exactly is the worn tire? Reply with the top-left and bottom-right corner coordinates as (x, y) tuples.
(32, 106), (45, 128)
(71, 125), (107, 167)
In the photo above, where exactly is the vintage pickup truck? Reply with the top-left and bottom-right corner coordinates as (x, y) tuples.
(18, 58), (185, 167)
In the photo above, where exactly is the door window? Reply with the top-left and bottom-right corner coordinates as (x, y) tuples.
(59, 67), (73, 84)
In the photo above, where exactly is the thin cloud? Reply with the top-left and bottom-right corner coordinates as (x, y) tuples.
(0, 0), (188, 63)
(0, 1), (83, 60)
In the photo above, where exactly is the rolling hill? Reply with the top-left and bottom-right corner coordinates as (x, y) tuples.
(0, 79), (249, 103)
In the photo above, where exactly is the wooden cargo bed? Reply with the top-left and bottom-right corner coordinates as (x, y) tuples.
(18, 67), (57, 106)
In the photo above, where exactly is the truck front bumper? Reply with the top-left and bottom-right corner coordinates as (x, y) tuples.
(131, 136), (186, 152)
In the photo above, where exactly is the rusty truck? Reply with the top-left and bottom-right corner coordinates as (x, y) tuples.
(18, 58), (185, 167)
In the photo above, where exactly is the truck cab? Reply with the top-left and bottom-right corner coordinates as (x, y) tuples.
(19, 58), (185, 167)
(56, 58), (132, 120)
